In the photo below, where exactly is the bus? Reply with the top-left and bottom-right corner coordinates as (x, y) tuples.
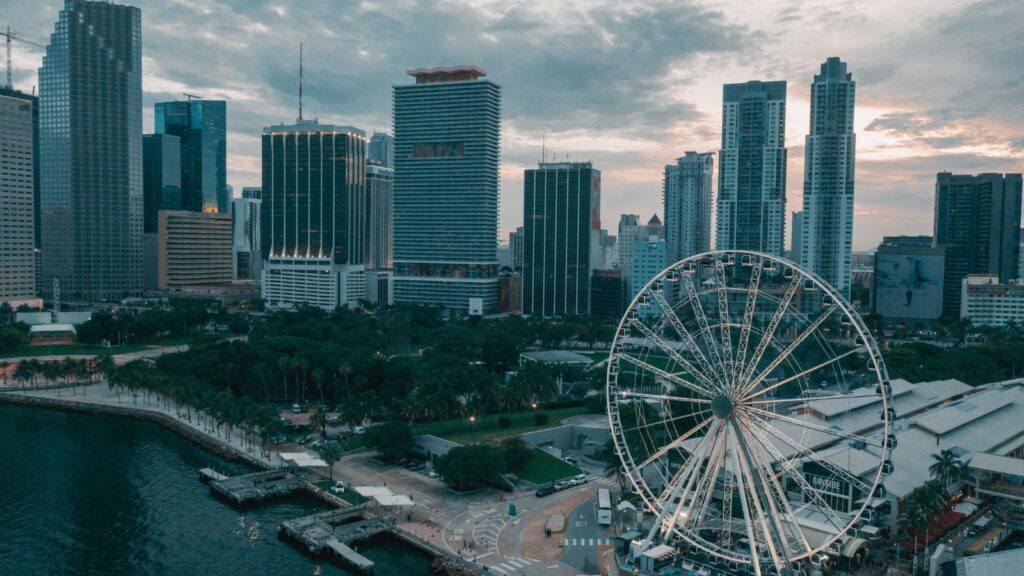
(597, 488), (612, 526)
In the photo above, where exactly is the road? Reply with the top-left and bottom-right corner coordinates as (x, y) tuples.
(561, 489), (616, 574)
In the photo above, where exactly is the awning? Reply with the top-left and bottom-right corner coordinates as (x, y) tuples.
(374, 494), (415, 507)
(842, 537), (868, 558)
(355, 486), (394, 497)
(278, 451), (328, 468)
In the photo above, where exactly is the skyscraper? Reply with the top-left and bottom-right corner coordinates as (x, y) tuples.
(509, 226), (524, 270)
(617, 213), (663, 296)
(801, 58), (856, 296)
(368, 132), (394, 169)
(231, 192), (261, 281)
(933, 172), (1022, 316)
(664, 152), (713, 265)
(155, 99), (228, 213)
(365, 162), (393, 270)
(0, 89), (36, 305)
(39, 0), (143, 303)
(142, 134), (182, 234)
(717, 80), (787, 255)
(392, 66), (501, 313)
(790, 211), (803, 262)
(260, 120), (367, 310)
(522, 162), (601, 317)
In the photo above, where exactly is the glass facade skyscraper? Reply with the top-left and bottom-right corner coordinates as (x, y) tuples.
(522, 162), (601, 317)
(155, 99), (227, 213)
(717, 80), (787, 255)
(801, 58), (856, 297)
(142, 133), (181, 234)
(934, 172), (1022, 316)
(368, 132), (394, 169)
(39, 0), (143, 302)
(365, 162), (393, 270)
(260, 120), (368, 310)
(392, 66), (501, 313)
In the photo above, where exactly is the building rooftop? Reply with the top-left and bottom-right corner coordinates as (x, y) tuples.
(263, 119), (365, 137)
(520, 350), (593, 364)
(29, 323), (76, 334)
(406, 65), (487, 83)
(968, 452), (1024, 477)
(953, 547), (1024, 576)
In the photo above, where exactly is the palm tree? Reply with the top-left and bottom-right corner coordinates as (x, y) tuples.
(309, 404), (328, 440)
(930, 449), (964, 487)
(321, 442), (343, 481)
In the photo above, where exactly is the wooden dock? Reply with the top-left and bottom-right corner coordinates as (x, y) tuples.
(279, 506), (395, 572)
(210, 469), (303, 505)
(199, 468), (228, 483)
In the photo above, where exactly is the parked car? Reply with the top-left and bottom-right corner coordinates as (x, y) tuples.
(291, 404), (303, 414)
(570, 474), (587, 486)
(535, 485), (555, 497)
(428, 471), (439, 479)
(553, 480), (570, 491)
(330, 481), (346, 494)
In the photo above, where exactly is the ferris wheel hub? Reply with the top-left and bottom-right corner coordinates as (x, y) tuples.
(711, 394), (735, 419)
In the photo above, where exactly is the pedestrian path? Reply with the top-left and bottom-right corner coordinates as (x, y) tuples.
(488, 556), (539, 575)
(564, 537), (613, 547)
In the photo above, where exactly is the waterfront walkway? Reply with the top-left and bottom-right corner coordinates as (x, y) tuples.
(0, 383), (275, 468)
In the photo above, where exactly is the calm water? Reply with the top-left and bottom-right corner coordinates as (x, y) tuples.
(0, 403), (434, 575)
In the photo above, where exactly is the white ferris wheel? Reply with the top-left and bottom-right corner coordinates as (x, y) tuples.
(607, 250), (895, 575)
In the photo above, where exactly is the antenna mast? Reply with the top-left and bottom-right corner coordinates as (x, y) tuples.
(5, 26), (10, 89)
(298, 42), (303, 120)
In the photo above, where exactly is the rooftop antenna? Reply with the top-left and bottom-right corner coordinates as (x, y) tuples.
(182, 92), (202, 101)
(541, 135), (546, 163)
(298, 42), (303, 120)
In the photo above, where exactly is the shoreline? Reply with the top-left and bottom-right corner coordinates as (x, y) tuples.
(0, 389), (270, 470)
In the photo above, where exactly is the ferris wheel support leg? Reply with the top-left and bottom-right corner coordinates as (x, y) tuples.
(730, 425), (765, 576)
(730, 422), (786, 572)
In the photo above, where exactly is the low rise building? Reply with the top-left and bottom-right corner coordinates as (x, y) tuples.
(156, 211), (233, 290)
(961, 274), (1024, 326)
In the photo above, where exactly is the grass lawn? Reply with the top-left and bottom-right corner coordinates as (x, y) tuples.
(415, 405), (589, 445)
(516, 448), (582, 485)
(312, 479), (369, 505)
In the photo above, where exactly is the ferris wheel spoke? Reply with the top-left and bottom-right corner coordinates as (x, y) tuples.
(649, 291), (722, 389)
(684, 425), (728, 533)
(645, 420), (721, 550)
(739, 303), (840, 398)
(739, 273), (802, 386)
(740, 347), (863, 403)
(680, 272), (729, 383)
(635, 416), (714, 471)
(734, 258), (763, 389)
(622, 405), (711, 435)
(615, 353), (713, 399)
(737, 414), (849, 536)
(740, 405), (884, 449)
(713, 262), (736, 385)
(728, 428), (768, 576)
(743, 392), (882, 406)
(742, 409), (878, 496)
(731, 424), (786, 570)
(735, 422), (812, 558)
(625, 319), (717, 395)
(615, 389), (712, 405)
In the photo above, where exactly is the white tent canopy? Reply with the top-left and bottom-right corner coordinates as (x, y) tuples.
(278, 451), (328, 468)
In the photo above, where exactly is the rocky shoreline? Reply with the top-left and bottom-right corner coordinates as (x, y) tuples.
(0, 391), (270, 470)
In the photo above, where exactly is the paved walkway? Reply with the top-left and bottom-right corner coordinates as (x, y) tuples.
(3, 383), (274, 467)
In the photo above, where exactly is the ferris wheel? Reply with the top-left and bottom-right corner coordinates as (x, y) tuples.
(606, 250), (894, 575)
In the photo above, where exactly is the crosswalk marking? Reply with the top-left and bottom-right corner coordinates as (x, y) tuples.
(564, 537), (613, 547)
(491, 556), (538, 575)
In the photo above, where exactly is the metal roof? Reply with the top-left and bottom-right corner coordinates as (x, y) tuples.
(968, 452), (1024, 478)
(520, 350), (593, 364)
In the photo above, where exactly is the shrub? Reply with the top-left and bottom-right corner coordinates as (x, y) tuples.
(498, 416), (512, 429)
(534, 412), (549, 426)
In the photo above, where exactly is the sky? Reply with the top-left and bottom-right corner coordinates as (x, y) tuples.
(4, 0), (1022, 251)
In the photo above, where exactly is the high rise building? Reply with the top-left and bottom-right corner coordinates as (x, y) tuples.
(933, 172), (1022, 316)
(155, 99), (228, 213)
(368, 132), (394, 169)
(242, 186), (261, 200)
(631, 236), (667, 304)
(231, 193), (261, 281)
(260, 120), (367, 310)
(365, 162), (393, 270)
(716, 80), (787, 255)
(39, 0), (143, 303)
(521, 162), (601, 317)
(664, 151), (713, 265)
(0, 89), (36, 305)
(800, 58), (856, 296)
(142, 134), (182, 234)
(509, 227), (524, 270)
(156, 211), (233, 289)
(1, 87), (40, 295)
(618, 214), (663, 296)
(591, 269), (625, 320)
(392, 66), (501, 314)
(790, 211), (803, 262)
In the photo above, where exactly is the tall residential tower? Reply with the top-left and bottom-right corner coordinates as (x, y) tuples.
(392, 66), (501, 313)
(0, 89), (37, 305)
(39, 0), (143, 302)
(716, 80), (787, 255)
(801, 58), (856, 296)
(664, 152), (713, 265)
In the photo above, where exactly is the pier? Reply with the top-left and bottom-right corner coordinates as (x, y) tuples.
(199, 468), (228, 483)
(210, 469), (304, 505)
(279, 506), (395, 572)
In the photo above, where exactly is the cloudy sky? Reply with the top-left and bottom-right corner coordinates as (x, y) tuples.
(4, 0), (1022, 250)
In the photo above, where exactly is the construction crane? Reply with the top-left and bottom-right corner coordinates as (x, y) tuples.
(183, 92), (203, 101)
(2, 26), (45, 91)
